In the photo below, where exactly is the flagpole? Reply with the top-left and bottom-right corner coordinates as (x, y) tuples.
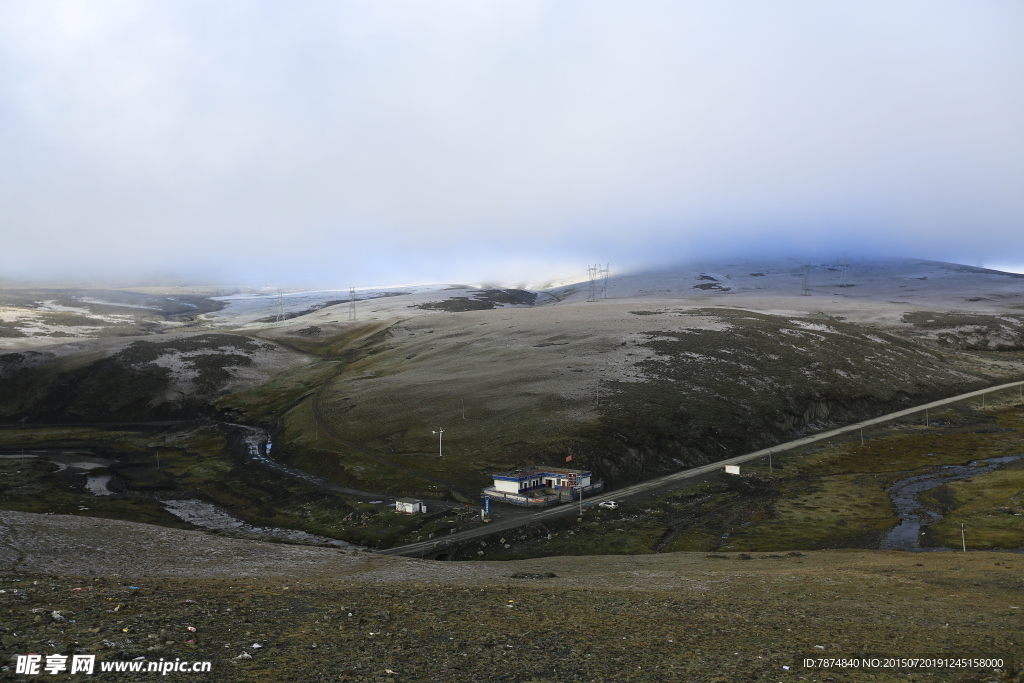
(565, 454), (579, 511)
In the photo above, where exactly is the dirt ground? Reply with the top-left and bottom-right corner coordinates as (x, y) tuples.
(1, 510), (1021, 682)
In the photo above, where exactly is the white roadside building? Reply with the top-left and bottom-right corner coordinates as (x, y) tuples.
(482, 466), (603, 507)
(395, 498), (426, 514)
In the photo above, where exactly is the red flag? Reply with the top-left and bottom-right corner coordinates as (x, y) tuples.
(565, 455), (572, 462)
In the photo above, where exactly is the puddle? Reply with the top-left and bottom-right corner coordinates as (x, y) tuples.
(1, 452), (113, 472)
(62, 461), (108, 471)
(4, 452), (116, 488)
(85, 475), (114, 496)
(880, 455), (1022, 551)
(163, 499), (360, 548)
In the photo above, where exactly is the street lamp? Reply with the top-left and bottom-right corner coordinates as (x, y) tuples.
(432, 428), (445, 458)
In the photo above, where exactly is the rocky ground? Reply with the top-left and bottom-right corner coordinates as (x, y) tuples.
(1, 510), (1022, 682)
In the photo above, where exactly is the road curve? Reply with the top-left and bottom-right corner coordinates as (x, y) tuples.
(227, 422), (457, 507)
(379, 378), (1024, 558)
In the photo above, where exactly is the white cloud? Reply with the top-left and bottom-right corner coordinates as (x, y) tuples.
(1, 0), (1022, 284)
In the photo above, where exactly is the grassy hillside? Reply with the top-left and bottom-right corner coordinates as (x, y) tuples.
(0, 333), (307, 422)
(2, 297), (1024, 551)
(239, 306), (1008, 501)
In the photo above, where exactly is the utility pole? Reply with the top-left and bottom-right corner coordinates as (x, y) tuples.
(432, 428), (445, 458)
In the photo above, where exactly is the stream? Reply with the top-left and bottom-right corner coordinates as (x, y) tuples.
(162, 499), (360, 548)
(8, 422), (438, 548)
(16, 428), (368, 547)
(227, 421), (409, 504)
(880, 454), (1022, 551)
(163, 424), (366, 547)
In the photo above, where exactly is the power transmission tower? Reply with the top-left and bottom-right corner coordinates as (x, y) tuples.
(275, 290), (284, 324)
(587, 264), (609, 302)
(800, 264), (813, 296)
(348, 287), (357, 322)
(839, 254), (851, 287)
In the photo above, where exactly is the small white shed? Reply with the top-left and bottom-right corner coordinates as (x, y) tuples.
(395, 498), (426, 514)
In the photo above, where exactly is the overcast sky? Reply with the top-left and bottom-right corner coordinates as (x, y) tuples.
(1, 1), (1022, 286)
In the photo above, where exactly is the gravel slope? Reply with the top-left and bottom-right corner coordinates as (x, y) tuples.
(1, 511), (1021, 682)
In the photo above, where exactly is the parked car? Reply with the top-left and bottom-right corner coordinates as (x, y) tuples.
(598, 501), (619, 510)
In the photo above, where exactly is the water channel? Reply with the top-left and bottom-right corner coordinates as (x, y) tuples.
(162, 499), (360, 548)
(880, 454), (1023, 551)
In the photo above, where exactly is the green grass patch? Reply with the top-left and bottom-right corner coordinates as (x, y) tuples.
(0, 458), (190, 527)
(927, 462), (1024, 549)
(216, 359), (336, 422)
(721, 474), (897, 551)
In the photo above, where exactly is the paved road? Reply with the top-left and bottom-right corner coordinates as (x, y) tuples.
(379, 378), (1024, 558)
